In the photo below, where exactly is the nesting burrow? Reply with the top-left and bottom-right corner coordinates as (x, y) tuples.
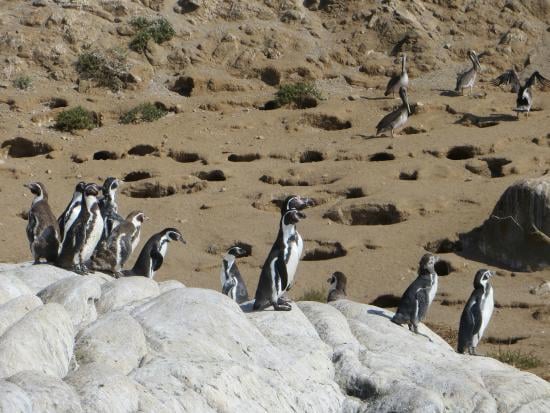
(128, 144), (158, 156)
(303, 241), (347, 261)
(399, 169), (419, 180)
(482, 157), (513, 178)
(434, 259), (455, 276)
(168, 150), (206, 164)
(1, 137), (53, 158)
(259, 66), (281, 86)
(324, 202), (408, 225)
(260, 174), (339, 186)
(42, 97), (68, 109)
(370, 294), (401, 308)
(93, 151), (119, 160)
(195, 170), (226, 181)
(424, 238), (462, 254)
(122, 177), (206, 198)
(343, 187), (365, 199)
(123, 171), (154, 182)
(171, 76), (195, 97)
(299, 150), (325, 163)
(228, 153), (261, 162)
(369, 152), (395, 162)
(302, 114), (352, 131)
(446, 145), (483, 160)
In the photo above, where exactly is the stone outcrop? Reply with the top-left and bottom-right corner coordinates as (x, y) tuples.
(0, 263), (549, 412)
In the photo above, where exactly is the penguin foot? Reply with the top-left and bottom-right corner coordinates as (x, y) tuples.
(273, 303), (292, 311)
(277, 297), (291, 305)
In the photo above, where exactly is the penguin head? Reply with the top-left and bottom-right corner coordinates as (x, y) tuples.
(102, 177), (120, 198)
(418, 253), (440, 275)
(75, 181), (86, 193)
(226, 246), (247, 258)
(24, 182), (47, 199)
(282, 209), (306, 225)
(84, 183), (101, 197)
(327, 271), (347, 293)
(127, 211), (147, 227)
(474, 269), (493, 289)
(162, 228), (186, 244)
(281, 195), (315, 215)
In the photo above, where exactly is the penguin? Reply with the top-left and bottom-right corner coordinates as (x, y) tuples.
(91, 211), (146, 277)
(24, 182), (60, 263)
(56, 183), (103, 274)
(98, 177), (124, 239)
(253, 209), (306, 311)
(280, 195), (315, 215)
(327, 271), (347, 302)
(122, 228), (185, 278)
(391, 254), (440, 339)
(220, 246), (249, 304)
(457, 269), (495, 355)
(58, 181), (86, 246)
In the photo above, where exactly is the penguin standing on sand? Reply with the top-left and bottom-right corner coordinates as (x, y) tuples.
(56, 183), (103, 274)
(92, 211), (146, 276)
(220, 246), (249, 304)
(253, 209), (307, 311)
(98, 177), (123, 239)
(58, 181), (86, 246)
(457, 269), (495, 355)
(122, 228), (185, 278)
(327, 271), (347, 302)
(24, 182), (60, 263)
(391, 254), (440, 339)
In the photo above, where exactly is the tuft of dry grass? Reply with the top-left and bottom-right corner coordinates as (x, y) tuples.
(296, 288), (326, 303)
(425, 322), (459, 348)
(488, 347), (544, 370)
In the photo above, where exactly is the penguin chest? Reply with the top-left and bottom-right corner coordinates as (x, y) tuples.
(478, 287), (494, 339)
(428, 275), (438, 306)
(159, 241), (168, 257)
(81, 213), (104, 261)
(284, 235), (302, 289)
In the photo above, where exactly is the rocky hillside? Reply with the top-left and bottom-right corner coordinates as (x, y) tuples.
(0, 263), (549, 412)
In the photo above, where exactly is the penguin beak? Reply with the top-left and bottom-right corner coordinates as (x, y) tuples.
(303, 197), (315, 207)
(326, 277), (332, 283)
(179, 237), (187, 244)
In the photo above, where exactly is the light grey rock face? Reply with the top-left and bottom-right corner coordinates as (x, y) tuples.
(7, 371), (82, 413)
(0, 264), (76, 295)
(158, 279), (186, 293)
(38, 276), (102, 330)
(0, 381), (32, 413)
(300, 299), (550, 413)
(0, 273), (33, 305)
(75, 312), (147, 375)
(0, 303), (74, 379)
(96, 277), (159, 314)
(0, 295), (42, 337)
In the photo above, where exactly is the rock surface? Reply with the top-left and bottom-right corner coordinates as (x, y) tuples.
(0, 263), (548, 412)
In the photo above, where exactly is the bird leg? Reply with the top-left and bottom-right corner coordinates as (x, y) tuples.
(278, 296), (291, 305)
(273, 302), (292, 311)
(412, 323), (433, 342)
(391, 129), (395, 138)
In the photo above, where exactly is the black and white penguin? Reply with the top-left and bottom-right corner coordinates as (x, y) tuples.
(220, 246), (249, 304)
(280, 195), (315, 215)
(24, 182), (60, 263)
(56, 183), (104, 274)
(91, 211), (146, 276)
(98, 177), (123, 239)
(391, 254), (440, 339)
(457, 269), (495, 355)
(253, 209), (306, 311)
(122, 228), (185, 278)
(57, 181), (86, 247)
(327, 271), (347, 302)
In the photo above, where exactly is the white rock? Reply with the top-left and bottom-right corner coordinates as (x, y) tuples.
(38, 276), (102, 330)
(0, 381), (32, 413)
(0, 295), (42, 337)
(158, 279), (186, 294)
(7, 370), (82, 413)
(96, 277), (159, 314)
(65, 363), (140, 413)
(75, 312), (147, 375)
(0, 264), (76, 295)
(0, 304), (74, 379)
(0, 273), (33, 305)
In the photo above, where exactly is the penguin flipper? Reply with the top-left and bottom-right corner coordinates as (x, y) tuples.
(458, 295), (478, 353)
(151, 250), (164, 272)
(275, 253), (289, 292)
(222, 279), (236, 296)
(415, 287), (430, 322)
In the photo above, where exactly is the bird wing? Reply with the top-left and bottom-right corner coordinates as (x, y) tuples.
(491, 70), (520, 91)
(118, 235), (133, 267)
(376, 108), (402, 133)
(415, 287), (431, 321)
(384, 74), (400, 96)
(470, 297), (483, 337)
(529, 71), (550, 89)
(275, 252), (289, 291)
(150, 249), (164, 272)
(222, 278), (237, 295)
(26, 213), (36, 243)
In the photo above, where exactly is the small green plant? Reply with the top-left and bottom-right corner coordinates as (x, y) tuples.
(13, 75), (32, 90)
(275, 82), (322, 108)
(489, 348), (543, 370)
(120, 102), (168, 124)
(129, 17), (175, 53)
(295, 288), (326, 303)
(76, 48), (130, 92)
(55, 106), (98, 132)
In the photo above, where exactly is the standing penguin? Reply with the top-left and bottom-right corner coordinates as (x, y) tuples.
(220, 246), (249, 304)
(391, 254), (440, 339)
(327, 271), (347, 302)
(56, 183), (103, 274)
(98, 177), (123, 239)
(58, 181), (86, 246)
(280, 195), (315, 215)
(24, 182), (60, 263)
(457, 269), (495, 355)
(122, 228), (185, 278)
(253, 209), (306, 311)
(91, 211), (146, 276)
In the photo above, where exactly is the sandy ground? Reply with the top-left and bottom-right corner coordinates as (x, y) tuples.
(1, 70), (549, 379)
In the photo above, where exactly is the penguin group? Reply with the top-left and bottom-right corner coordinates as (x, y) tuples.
(24, 178), (185, 278)
(375, 51), (550, 136)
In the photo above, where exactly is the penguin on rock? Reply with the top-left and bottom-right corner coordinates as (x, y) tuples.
(98, 177), (123, 240)
(327, 271), (348, 302)
(58, 181), (86, 248)
(220, 246), (249, 304)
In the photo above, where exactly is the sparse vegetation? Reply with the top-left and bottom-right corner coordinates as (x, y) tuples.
(295, 288), (326, 303)
(55, 106), (98, 132)
(489, 348), (543, 370)
(275, 82), (322, 108)
(13, 75), (32, 90)
(120, 102), (168, 124)
(129, 17), (175, 53)
(76, 48), (130, 92)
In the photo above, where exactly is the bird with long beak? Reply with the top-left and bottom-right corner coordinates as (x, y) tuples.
(385, 54), (409, 98)
(455, 50), (482, 96)
(376, 87), (411, 138)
